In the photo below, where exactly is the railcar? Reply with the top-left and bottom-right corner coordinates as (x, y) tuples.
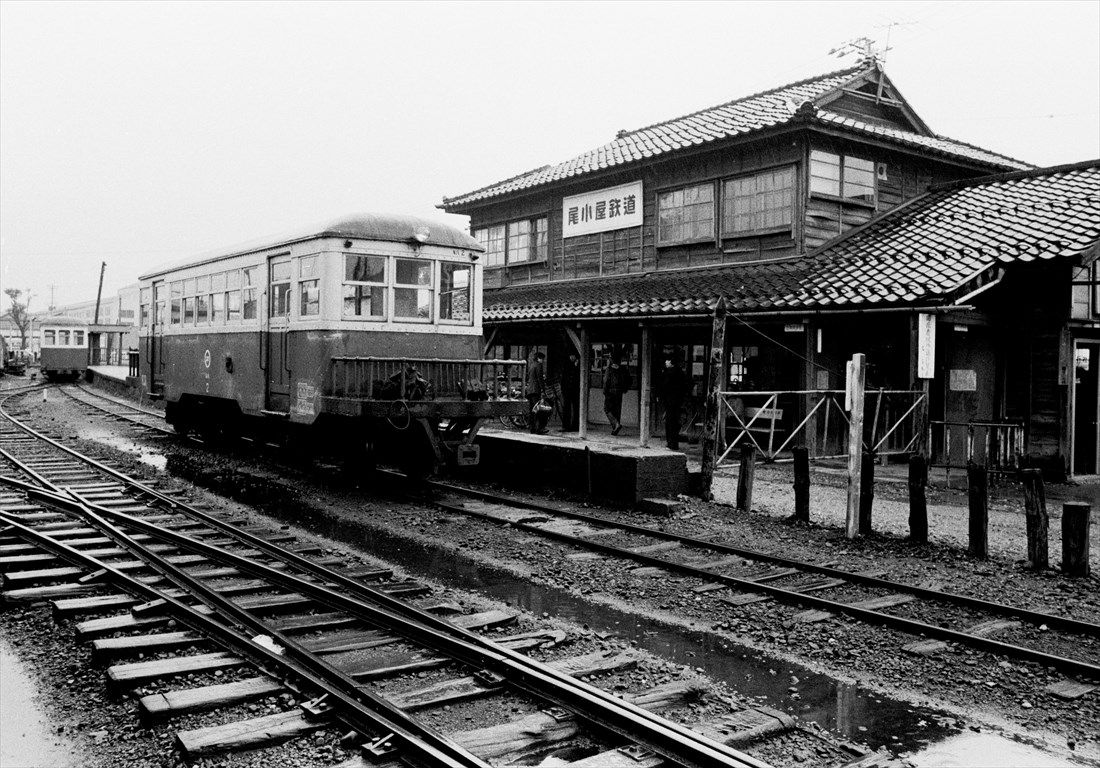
(137, 213), (526, 473)
(39, 317), (89, 380)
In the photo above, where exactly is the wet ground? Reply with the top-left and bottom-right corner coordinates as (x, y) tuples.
(0, 638), (80, 767)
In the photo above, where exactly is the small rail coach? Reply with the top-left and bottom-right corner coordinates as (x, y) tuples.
(137, 213), (526, 472)
(39, 316), (89, 380)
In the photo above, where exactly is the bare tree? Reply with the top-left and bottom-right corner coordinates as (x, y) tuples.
(3, 288), (32, 351)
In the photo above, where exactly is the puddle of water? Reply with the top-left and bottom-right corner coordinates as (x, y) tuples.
(81, 429), (168, 471)
(302, 515), (961, 754)
(908, 732), (1073, 767)
(0, 639), (79, 767)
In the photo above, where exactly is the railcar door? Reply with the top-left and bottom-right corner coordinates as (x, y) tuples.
(265, 256), (292, 412)
(150, 281), (167, 390)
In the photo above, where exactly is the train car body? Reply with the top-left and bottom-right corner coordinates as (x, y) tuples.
(39, 317), (89, 380)
(137, 213), (525, 470)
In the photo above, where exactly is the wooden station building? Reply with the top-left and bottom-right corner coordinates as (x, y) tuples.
(441, 62), (1100, 478)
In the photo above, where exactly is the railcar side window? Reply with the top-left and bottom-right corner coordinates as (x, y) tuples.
(270, 260), (292, 318)
(183, 295), (195, 324)
(242, 268), (258, 320)
(439, 263), (472, 323)
(210, 273), (226, 323)
(343, 254), (386, 319)
(299, 256), (320, 316)
(154, 285), (165, 325)
(394, 259), (433, 321)
(140, 287), (151, 327)
(44, 330), (55, 345)
(170, 282), (182, 324)
(196, 293), (209, 324)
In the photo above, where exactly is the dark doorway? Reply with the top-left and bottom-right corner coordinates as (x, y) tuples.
(1073, 341), (1100, 475)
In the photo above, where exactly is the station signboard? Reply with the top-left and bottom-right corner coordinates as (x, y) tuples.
(562, 181), (643, 238)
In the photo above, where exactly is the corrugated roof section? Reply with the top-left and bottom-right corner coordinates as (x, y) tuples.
(442, 65), (1032, 210)
(484, 161), (1100, 322)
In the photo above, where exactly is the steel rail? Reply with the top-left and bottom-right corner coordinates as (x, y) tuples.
(420, 475), (1100, 638)
(0, 394), (768, 768)
(398, 479), (1100, 679)
(0, 506), (485, 768)
(72, 383), (167, 420)
(57, 385), (173, 435)
(2, 477), (767, 768)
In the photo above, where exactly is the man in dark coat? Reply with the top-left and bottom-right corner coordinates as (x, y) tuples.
(525, 351), (550, 434)
(660, 356), (688, 450)
(560, 351), (580, 431)
(603, 351), (630, 436)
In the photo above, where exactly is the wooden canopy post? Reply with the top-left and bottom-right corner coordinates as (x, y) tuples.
(578, 325), (590, 440)
(845, 353), (867, 538)
(700, 298), (728, 500)
(638, 323), (651, 448)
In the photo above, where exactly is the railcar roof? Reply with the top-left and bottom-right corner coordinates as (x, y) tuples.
(140, 213), (482, 280)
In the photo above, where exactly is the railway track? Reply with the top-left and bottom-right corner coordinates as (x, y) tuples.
(399, 477), (1100, 684)
(59, 383), (174, 436)
(0, 386), (794, 768)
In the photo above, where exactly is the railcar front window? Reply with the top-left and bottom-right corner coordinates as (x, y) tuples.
(59, 330), (70, 345)
(299, 256), (320, 316)
(242, 268), (258, 320)
(394, 258), (432, 320)
(74, 331), (84, 346)
(439, 262), (472, 323)
(270, 260), (291, 318)
(170, 283), (182, 324)
(140, 287), (151, 327)
(343, 254), (386, 319)
(43, 330), (55, 345)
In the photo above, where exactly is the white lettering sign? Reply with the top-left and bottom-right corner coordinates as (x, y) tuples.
(917, 314), (936, 379)
(949, 368), (977, 392)
(562, 181), (643, 238)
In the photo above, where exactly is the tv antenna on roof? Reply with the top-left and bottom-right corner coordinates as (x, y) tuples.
(827, 35), (889, 66)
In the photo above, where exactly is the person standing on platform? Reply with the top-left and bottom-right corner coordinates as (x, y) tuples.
(560, 351), (580, 431)
(525, 351), (550, 434)
(603, 351), (630, 436)
(660, 355), (688, 450)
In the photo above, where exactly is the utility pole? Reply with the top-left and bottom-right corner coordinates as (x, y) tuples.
(93, 261), (106, 325)
(48, 284), (57, 312)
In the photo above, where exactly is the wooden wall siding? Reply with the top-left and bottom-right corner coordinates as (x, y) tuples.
(826, 93), (917, 132)
(557, 227), (645, 279)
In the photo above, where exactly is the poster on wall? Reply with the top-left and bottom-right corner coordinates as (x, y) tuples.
(562, 181), (643, 238)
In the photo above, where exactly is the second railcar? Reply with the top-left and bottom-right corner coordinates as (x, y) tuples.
(39, 317), (89, 380)
(137, 213), (526, 472)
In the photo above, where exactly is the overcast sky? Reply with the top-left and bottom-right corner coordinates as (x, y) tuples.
(1, 0), (1097, 310)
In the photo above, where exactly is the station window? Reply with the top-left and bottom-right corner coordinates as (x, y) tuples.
(658, 183), (715, 245)
(270, 260), (292, 318)
(43, 330), (55, 345)
(343, 254), (386, 319)
(507, 220), (531, 263)
(474, 225), (506, 268)
(170, 282), (182, 324)
(242, 267), (258, 320)
(809, 150), (876, 203)
(722, 166), (795, 235)
(299, 256), (320, 316)
(394, 258), (433, 321)
(439, 262), (472, 323)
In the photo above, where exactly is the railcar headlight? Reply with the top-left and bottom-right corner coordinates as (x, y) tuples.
(412, 227), (431, 244)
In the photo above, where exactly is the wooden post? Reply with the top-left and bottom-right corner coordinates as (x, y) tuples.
(578, 325), (590, 440)
(700, 298), (727, 500)
(1061, 502), (1091, 577)
(967, 462), (988, 558)
(907, 453), (928, 543)
(736, 445), (757, 513)
(845, 353), (866, 539)
(638, 324), (651, 448)
(859, 451), (875, 536)
(792, 446), (810, 523)
(1020, 468), (1048, 570)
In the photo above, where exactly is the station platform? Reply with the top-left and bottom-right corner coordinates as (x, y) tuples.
(474, 424), (690, 505)
(86, 365), (145, 403)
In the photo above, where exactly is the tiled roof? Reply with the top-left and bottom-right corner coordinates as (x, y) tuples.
(484, 161), (1100, 322)
(442, 65), (1031, 210)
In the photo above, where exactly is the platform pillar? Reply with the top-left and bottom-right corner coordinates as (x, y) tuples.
(578, 325), (590, 440)
(639, 324), (651, 448)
